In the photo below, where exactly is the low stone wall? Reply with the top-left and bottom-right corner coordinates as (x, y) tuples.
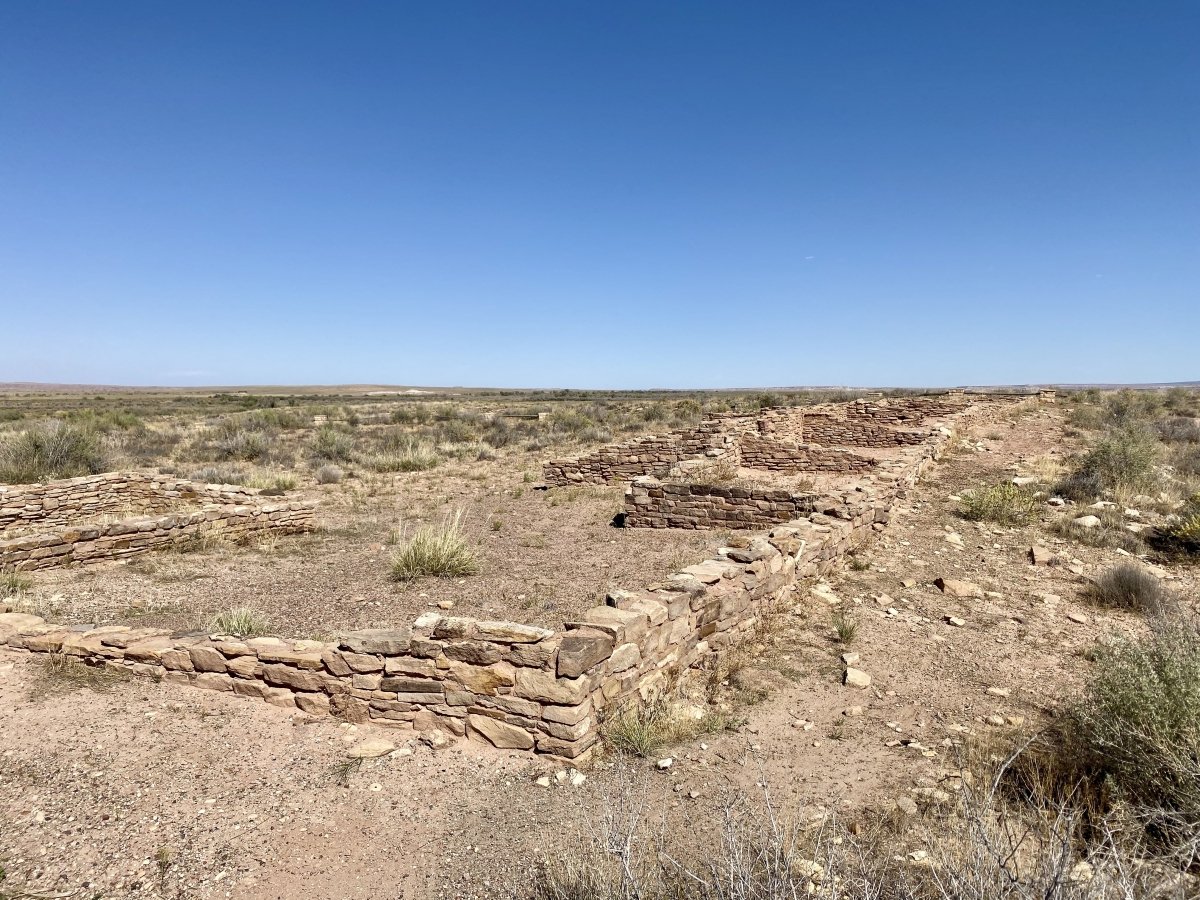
(0, 501), (316, 571)
(844, 397), (965, 425)
(0, 398), (999, 759)
(624, 477), (818, 529)
(737, 435), (876, 474)
(773, 413), (927, 448)
(0, 472), (316, 571)
(543, 420), (741, 486)
(1, 472), (263, 531)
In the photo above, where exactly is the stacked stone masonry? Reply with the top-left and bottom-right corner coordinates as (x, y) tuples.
(0, 472), (316, 571)
(0, 394), (1034, 758)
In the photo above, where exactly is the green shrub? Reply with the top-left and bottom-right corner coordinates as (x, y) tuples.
(1054, 427), (1160, 502)
(0, 421), (106, 483)
(958, 482), (1038, 525)
(389, 510), (478, 581)
(310, 425), (355, 462)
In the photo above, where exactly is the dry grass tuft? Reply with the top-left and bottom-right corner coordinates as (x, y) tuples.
(29, 654), (131, 697)
(389, 509), (479, 581)
(209, 607), (272, 638)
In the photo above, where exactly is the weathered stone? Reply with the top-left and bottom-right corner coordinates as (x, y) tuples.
(475, 621), (553, 643)
(844, 668), (872, 689)
(379, 676), (444, 695)
(195, 672), (234, 692)
(514, 668), (590, 706)
(447, 661), (515, 694)
(188, 646), (228, 673)
(467, 714), (535, 750)
(262, 664), (324, 692)
(934, 578), (982, 598)
(296, 692), (331, 715)
(339, 628), (412, 655)
(443, 641), (502, 665)
(557, 630), (614, 678)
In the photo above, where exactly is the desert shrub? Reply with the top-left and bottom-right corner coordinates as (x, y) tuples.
(958, 482), (1038, 525)
(832, 609), (858, 644)
(250, 473), (297, 494)
(1154, 494), (1200, 557)
(0, 421), (106, 483)
(1158, 417), (1200, 444)
(315, 464), (344, 484)
(65, 408), (143, 432)
(1084, 563), (1173, 613)
(245, 408), (308, 430)
(389, 510), (478, 581)
(310, 425), (355, 462)
(211, 424), (273, 462)
(1056, 427), (1160, 501)
(209, 607), (271, 638)
(190, 465), (246, 485)
(1070, 618), (1200, 841)
(1171, 445), (1200, 478)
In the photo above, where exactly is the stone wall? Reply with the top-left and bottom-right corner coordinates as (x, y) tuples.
(543, 420), (741, 486)
(624, 477), (818, 529)
(736, 435), (877, 474)
(0, 397), (1007, 759)
(760, 413), (927, 448)
(0, 473), (260, 530)
(844, 396), (966, 425)
(0, 472), (316, 571)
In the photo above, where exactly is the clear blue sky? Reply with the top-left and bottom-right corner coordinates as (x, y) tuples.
(2, 2), (1196, 389)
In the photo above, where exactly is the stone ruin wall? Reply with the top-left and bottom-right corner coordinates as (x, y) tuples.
(624, 478), (818, 530)
(0, 472), (316, 571)
(0, 472), (262, 530)
(757, 412), (928, 448)
(0, 395), (1023, 759)
(735, 435), (877, 474)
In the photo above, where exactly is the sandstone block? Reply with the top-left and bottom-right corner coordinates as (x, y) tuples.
(467, 714), (535, 750)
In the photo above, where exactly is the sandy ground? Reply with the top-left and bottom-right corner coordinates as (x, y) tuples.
(3, 402), (1196, 899)
(15, 452), (717, 634)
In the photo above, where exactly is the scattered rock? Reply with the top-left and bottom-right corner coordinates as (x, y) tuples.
(1066, 611), (1089, 625)
(1073, 515), (1102, 529)
(934, 578), (982, 598)
(945, 616), (965, 627)
(1029, 545), (1061, 566)
(656, 758), (673, 770)
(346, 739), (395, 759)
(844, 668), (872, 689)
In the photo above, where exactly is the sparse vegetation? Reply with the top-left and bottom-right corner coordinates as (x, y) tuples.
(310, 425), (355, 462)
(832, 609), (858, 644)
(389, 509), (479, 581)
(958, 481), (1038, 525)
(29, 653), (131, 697)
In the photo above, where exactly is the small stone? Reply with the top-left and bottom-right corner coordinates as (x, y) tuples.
(934, 578), (981, 598)
(656, 758), (673, 770)
(986, 687), (1010, 698)
(841, 652), (860, 665)
(985, 714), (1006, 726)
(842, 706), (864, 717)
(420, 730), (451, 750)
(1029, 545), (1060, 566)
(844, 668), (871, 689)
(569, 770), (587, 787)
(535, 776), (552, 788)
(347, 739), (395, 759)
(437, 600), (455, 610)
(1066, 612), (1089, 624)
(945, 616), (966, 627)
(1073, 515), (1102, 529)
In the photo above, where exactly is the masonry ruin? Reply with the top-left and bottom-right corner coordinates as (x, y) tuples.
(0, 393), (1029, 760)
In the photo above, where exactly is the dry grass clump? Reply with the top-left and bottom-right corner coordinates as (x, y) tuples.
(0, 420), (106, 484)
(389, 509), (479, 582)
(29, 653), (132, 697)
(1084, 563), (1173, 612)
(600, 695), (737, 758)
(365, 436), (440, 473)
(958, 481), (1039, 525)
(1, 570), (33, 598)
(209, 607), (272, 638)
(189, 465), (247, 485)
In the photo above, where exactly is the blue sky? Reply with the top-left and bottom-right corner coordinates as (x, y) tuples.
(1, 2), (1196, 389)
